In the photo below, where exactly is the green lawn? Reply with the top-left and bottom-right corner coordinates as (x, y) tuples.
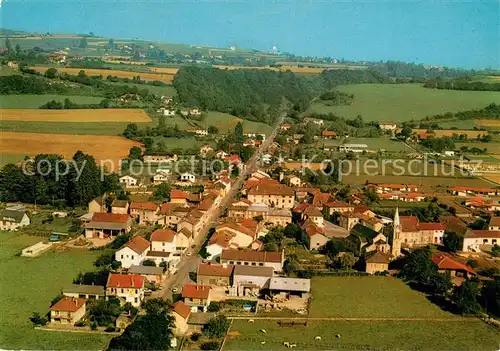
(307, 84), (500, 122)
(104, 81), (177, 96)
(203, 112), (272, 134)
(0, 231), (112, 349)
(0, 120), (151, 135)
(0, 153), (27, 167)
(224, 319), (500, 351)
(0, 95), (104, 109)
(309, 276), (453, 318)
(345, 136), (411, 152)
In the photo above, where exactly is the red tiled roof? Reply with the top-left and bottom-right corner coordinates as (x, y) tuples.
(489, 217), (500, 227)
(304, 206), (323, 218)
(293, 202), (310, 213)
(130, 202), (158, 211)
(312, 192), (335, 207)
(107, 274), (145, 288)
(171, 189), (189, 199)
(182, 284), (211, 299)
(170, 301), (191, 319)
(301, 218), (324, 237)
(221, 249), (282, 263)
(208, 231), (235, 248)
(322, 130), (337, 136)
(91, 212), (129, 223)
(400, 216), (419, 232)
(432, 253), (475, 274)
(125, 236), (151, 254)
(465, 230), (500, 239)
(51, 296), (86, 312)
(197, 264), (233, 277)
(239, 218), (258, 230)
(160, 203), (180, 215)
(224, 154), (241, 164)
(417, 223), (446, 231)
(217, 222), (256, 238)
(325, 200), (352, 208)
(150, 229), (175, 242)
(450, 186), (497, 193)
(247, 181), (294, 196)
(353, 205), (371, 214)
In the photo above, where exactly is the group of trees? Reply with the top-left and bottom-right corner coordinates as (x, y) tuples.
(399, 246), (500, 316)
(319, 90), (354, 105)
(420, 136), (455, 153)
(424, 78), (500, 92)
(40, 97), (111, 109)
(108, 298), (175, 350)
(0, 152), (121, 207)
(419, 103), (500, 123)
(371, 61), (473, 79)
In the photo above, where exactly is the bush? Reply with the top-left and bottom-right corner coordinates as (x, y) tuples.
(142, 259), (156, 267)
(203, 315), (229, 338)
(200, 341), (220, 350)
(30, 312), (48, 326)
(105, 325), (116, 332)
(190, 332), (201, 342)
(207, 301), (221, 312)
(91, 321), (98, 330)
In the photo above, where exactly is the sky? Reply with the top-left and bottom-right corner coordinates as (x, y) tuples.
(1, 0), (498, 69)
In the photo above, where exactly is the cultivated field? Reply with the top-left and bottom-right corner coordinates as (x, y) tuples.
(0, 121), (144, 136)
(476, 119), (500, 128)
(1, 109), (151, 122)
(309, 276), (451, 318)
(413, 129), (489, 138)
(0, 95), (103, 109)
(0, 231), (112, 349)
(456, 142), (500, 154)
(29, 66), (175, 83)
(307, 84), (500, 122)
(224, 319), (499, 350)
(0, 132), (141, 166)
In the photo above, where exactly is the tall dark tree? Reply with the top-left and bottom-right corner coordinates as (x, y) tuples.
(443, 232), (462, 252)
(453, 280), (481, 315)
(234, 122), (244, 144)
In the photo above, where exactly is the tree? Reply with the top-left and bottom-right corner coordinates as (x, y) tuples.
(123, 123), (139, 139)
(363, 187), (379, 204)
(337, 252), (357, 269)
(443, 232), (462, 252)
(264, 241), (279, 252)
(30, 312), (48, 326)
(5, 36), (11, 52)
(208, 125), (219, 134)
(234, 122), (244, 144)
(453, 280), (481, 315)
(108, 38), (115, 50)
(109, 298), (174, 350)
(284, 223), (301, 239)
(45, 68), (58, 79)
(153, 183), (171, 200)
(128, 146), (142, 160)
(401, 125), (413, 138)
(492, 244), (500, 257)
(481, 277), (500, 317)
(203, 315), (229, 338)
(87, 297), (122, 326)
(15, 44), (21, 54)
(321, 239), (345, 259)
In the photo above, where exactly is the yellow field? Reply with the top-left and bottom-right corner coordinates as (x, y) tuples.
(0, 109), (151, 122)
(481, 174), (500, 185)
(105, 59), (148, 65)
(413, 128), (489, 138)
(148, 67), (180, 74)
(214, 65), (325, 74)
(0, 132), (141, 166)
(29, 66), (175, 83)
(475, 120), (500, 127)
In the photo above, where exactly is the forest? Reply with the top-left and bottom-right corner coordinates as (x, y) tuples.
(423, 78), (500, 91)
(173, 67), (390, 122)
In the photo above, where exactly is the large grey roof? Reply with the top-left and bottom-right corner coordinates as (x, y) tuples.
(0, 209), (27, 223)
(62, 284), (105, 296)
(268, 277), (311, 293)
(233, 265), (274, 277)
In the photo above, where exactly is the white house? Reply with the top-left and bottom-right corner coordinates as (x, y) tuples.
(339, 144), (368, 153)
(0, 210), (30, 230)
(379, 122), (397, 131)
(115, 236), (151, 268)
(106, 274), (145, 307)
(180, 173), (196, 183)
(163, 109), (176, 116)
(119, 175), (138, 187)
(462, 229), (500, 252)
(150, 229), (176, 253)
(152, 170), (170, 185)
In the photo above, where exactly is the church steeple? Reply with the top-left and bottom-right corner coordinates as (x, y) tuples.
(391, 207), (402, 257)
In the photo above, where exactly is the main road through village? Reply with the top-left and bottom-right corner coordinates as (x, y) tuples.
(161, 113), (285, 300)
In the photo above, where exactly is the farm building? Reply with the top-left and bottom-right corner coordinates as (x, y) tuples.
(339, 144), (368, 153)
(267, 277), (311, 298)
(62, 284), (106, 300)
(119, 175), (138, 187)
(365, 250), (391, 274)
(84, 212), (132, 239)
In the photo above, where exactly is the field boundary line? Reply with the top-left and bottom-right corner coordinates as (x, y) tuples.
(226, 316), (479, 322)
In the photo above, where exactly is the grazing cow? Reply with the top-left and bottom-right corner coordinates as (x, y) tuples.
(283, 342), (290, 347)
(260, 329), (267, 334)
(248, 319), (255, 323)
(315, 336), (322, 340)
(290, 344), (297, 348)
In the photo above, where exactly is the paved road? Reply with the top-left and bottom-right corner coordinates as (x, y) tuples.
(161, 113), (285, 300)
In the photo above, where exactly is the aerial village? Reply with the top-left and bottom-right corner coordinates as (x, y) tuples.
(2, 115), (500, 350)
